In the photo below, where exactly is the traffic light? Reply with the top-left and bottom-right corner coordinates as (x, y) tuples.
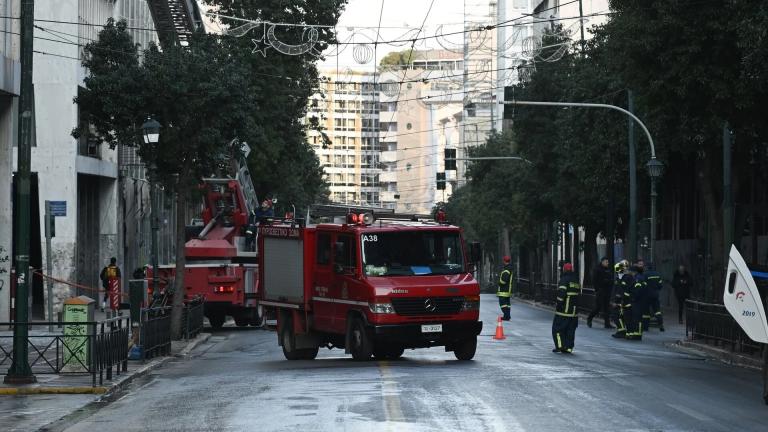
(444, 148), (457, 171)
(436, 172), (446, 190)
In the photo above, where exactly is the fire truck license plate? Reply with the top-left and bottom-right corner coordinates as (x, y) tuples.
(421, 324), (442, 333)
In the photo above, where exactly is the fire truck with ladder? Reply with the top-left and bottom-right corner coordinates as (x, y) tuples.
(148, 141), (264, 329)
(258, 206), (483, 361)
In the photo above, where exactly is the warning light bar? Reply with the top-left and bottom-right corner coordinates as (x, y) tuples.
(213, 285), (235, 294)
(346, 213), (374, 225)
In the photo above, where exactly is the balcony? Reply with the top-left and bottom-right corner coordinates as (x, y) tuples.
(380, 151), (397, 163)
(379, 171), (397, 183)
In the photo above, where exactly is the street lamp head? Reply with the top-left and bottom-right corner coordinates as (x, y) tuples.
(141, 117), (162, 145)
(646, 158), (664, 179)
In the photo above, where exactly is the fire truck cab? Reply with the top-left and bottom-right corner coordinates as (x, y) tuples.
(259, 212), (482, 361)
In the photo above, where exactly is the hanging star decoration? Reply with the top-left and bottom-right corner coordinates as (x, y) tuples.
(251, 23), (270, 57)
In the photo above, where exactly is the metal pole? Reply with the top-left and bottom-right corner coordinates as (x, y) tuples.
(649, 179), (658, 263)
(723, 123), (733, 264)
(627, 91), (637, 261)
(150, 182), (160, 297)
(45, 201), (53, 333)
(499, 100), (657, 158)
(578, 0), (586, 53)
(5, 0), (36, 384)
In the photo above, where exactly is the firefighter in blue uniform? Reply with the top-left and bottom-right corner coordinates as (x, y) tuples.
(497, 256), (514, 321)
(643, 263), (665, 332)
(626, 265), (647, 341)
(552, 263), (580, 353)
(611, 260), (631, 338)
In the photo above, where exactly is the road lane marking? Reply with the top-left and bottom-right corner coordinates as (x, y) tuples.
(378, 360), (405, 425)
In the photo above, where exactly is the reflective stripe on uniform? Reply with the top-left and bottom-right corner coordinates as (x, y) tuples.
(556, 333), (563, 349)
(555, 311), (576, 317)
(500, 304), (510, 309)
(497, 269), (513, 296)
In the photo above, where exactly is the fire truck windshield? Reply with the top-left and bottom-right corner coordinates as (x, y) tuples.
(361, 231), (465, 276)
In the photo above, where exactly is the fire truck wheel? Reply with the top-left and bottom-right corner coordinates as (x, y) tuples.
(349, 318), (373, 361)
(209, 314), (225, 330)
(250, 305), (267, 327)
(453, 337), (478, 361)
(281, 323), (302, 360)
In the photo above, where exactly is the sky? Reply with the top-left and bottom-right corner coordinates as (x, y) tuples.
(319, 0), (502, 70)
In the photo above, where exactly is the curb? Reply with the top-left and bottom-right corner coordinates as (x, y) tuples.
(100, 332), (212, 397)
(670, 340), (764, 371)
(0, 386), (108, 395)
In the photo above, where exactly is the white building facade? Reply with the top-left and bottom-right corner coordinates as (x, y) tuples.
(0, 0), (158, 321)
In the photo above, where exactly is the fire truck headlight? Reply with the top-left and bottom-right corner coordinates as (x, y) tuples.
(369, 302), (395, 314)
(461, 295), (480, 312)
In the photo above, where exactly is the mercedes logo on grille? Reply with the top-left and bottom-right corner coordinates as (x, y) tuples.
(424, 298), (437, 312)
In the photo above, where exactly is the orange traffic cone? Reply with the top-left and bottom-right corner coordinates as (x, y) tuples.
(493, 316), (506, 340)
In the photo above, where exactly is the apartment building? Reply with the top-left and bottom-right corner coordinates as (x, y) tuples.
(307, 69), (382, 207)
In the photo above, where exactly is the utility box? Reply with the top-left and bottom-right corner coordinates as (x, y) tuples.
(63, 296), (95, 371)
(128, 279), (148, 325)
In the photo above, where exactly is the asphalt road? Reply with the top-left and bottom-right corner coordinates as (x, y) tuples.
(54, 295), (768, 431)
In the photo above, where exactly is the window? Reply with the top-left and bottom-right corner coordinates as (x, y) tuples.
(362, 231), (465, 276)
(317, 233), (331, 265)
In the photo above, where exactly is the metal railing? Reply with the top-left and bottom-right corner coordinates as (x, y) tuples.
(0, 316), (130, 386)
(685, 300), (763, 355)
(140, 306), (172, 360)
(182, 298), (205, 340)
(516, 276), (597, 314)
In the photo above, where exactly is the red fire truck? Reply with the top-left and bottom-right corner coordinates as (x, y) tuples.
(149, 142), (263, 329)
(258, 210), (483, 361)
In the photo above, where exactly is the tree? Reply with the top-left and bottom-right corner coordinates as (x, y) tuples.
(379, 49), (416, 69)
(75, 20), (258, 338)
(447, 27), (630, 282)
(594, 0), (768, 297)
(204, 0), (349, 212)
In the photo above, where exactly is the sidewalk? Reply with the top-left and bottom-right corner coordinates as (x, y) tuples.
(0, 331), (210, 432)
(514, 295), (766, 371)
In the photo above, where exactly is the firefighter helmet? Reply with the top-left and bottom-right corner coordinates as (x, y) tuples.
(614, 260), (629, 273)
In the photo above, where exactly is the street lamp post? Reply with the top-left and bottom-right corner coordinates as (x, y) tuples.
(141, 118), (161, 298)
(5, 0), (36, 385)
(646, 159), (664, 262)
(500, 100), (661, 264)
